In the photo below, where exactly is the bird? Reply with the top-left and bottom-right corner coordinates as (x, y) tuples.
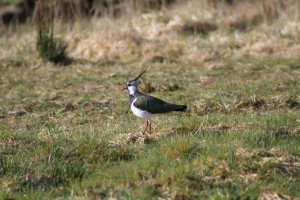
(123, 65), (187, 134)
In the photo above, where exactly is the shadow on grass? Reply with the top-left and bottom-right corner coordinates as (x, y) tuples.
(131, 126), (227, 146)
(0, 57), (122, 69)
(169, 126), (228, 138)
(71, 58), (121, 67)
(39, 57), (121, 67)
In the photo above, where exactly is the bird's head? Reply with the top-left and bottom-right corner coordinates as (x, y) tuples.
(123, 65), (148, 95)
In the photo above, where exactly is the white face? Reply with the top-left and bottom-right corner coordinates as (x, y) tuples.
(127, 80), (138, 95)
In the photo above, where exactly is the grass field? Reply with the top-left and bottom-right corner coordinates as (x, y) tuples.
(0, 0), (300, 199)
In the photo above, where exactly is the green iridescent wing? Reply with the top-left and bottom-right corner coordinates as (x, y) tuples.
(133, 94), (186, 114)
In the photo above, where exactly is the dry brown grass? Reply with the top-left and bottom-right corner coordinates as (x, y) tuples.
(2, 0), (300, 65)
(54, 0), (300, 66)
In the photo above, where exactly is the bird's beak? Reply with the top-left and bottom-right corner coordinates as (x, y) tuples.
(122, 86), (127, 91)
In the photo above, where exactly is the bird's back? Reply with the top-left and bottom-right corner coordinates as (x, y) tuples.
(133, 92), (187, 114)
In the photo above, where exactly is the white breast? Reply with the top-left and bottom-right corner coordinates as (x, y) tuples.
(131, 99), (157, 119)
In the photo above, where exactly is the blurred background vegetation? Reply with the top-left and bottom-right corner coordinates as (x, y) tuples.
(1, 0), (299, 26)
(1, 0), (299, 64)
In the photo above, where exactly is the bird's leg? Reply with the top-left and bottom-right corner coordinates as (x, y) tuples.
(142, 119), (149, 135)
(148, 119), (151, 134)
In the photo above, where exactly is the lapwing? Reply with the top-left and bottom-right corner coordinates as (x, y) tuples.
(123, 65), (187, 134)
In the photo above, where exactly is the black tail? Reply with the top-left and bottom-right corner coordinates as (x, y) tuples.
(173, 105), (187, 112)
